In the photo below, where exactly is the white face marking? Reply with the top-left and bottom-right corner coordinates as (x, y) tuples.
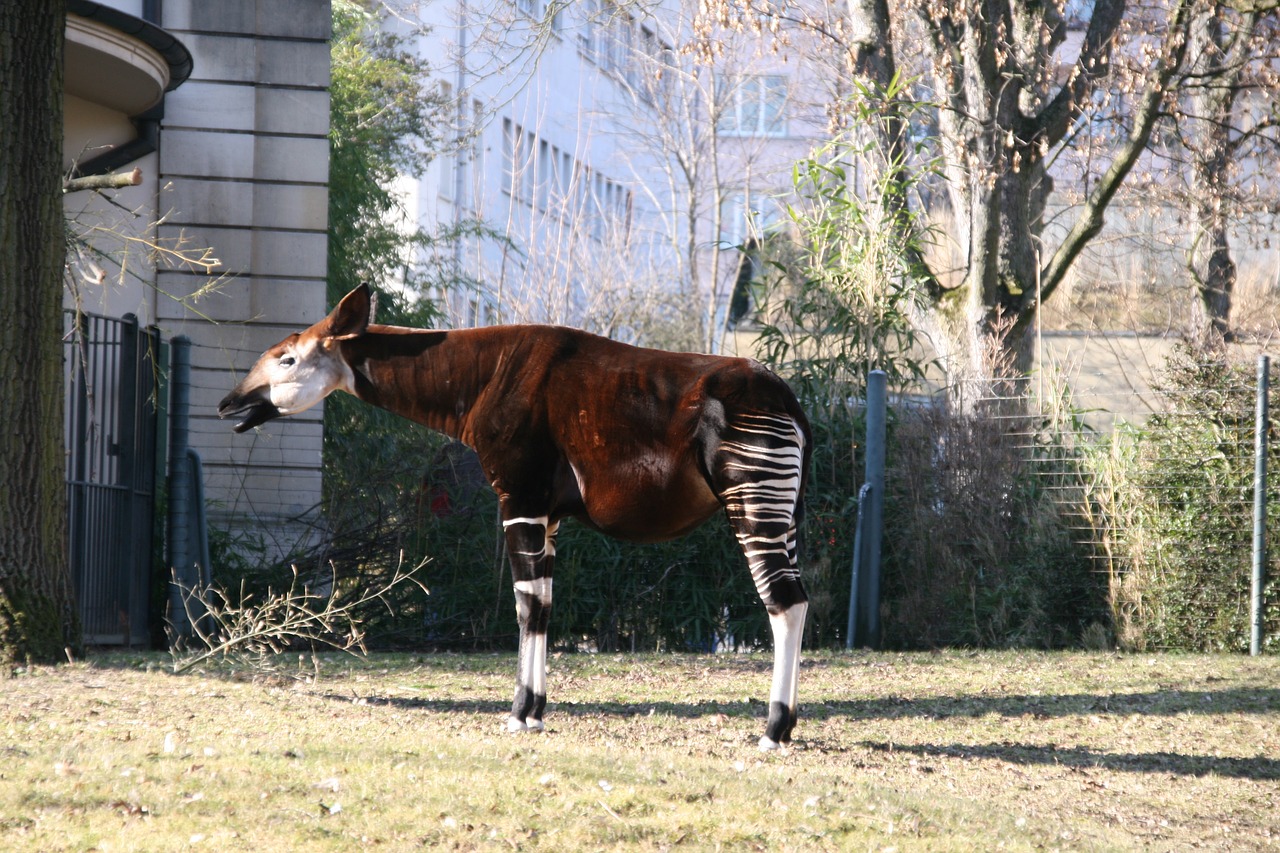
(236, 333), (354, 419)
(262, 336), (352, 415)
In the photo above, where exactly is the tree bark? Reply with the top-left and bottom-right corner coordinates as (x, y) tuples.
(1185, 4), (1256, 341)
(838, 0), (1201, 387)
(0, 0), (82, 665)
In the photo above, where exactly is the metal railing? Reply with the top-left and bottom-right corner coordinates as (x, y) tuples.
(64, 311), (164, 645)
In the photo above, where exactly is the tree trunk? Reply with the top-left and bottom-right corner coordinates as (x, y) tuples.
(0, 0), (82, 665)
(1186, 7), (1243, 341)
(839, 0), (1197, 394)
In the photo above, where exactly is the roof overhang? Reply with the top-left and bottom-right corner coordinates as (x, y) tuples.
(65, 0), (192, 117)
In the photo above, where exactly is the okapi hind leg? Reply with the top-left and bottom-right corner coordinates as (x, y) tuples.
(504, 516), (558, 733)
(715, 411), (809, 750)
(762, 599), (807, 748)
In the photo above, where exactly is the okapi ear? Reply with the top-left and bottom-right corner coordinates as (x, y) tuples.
(325, 283), (372, 341)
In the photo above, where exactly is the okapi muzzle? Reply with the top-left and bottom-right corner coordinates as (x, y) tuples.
(217, 385), (282, 433)
(220, 283), (812, 750)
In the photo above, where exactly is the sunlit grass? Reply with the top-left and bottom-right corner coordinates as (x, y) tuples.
(2, 650), (1276, 850)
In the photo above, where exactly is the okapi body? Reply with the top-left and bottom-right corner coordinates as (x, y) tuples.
(219, 284), (811, 749)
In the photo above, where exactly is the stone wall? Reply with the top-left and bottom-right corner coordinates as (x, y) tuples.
(157, 0), (332, 552)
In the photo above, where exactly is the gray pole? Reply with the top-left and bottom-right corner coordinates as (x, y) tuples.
(166, 335), (192, 640)
(1252, 355), (1269, 656)
(846, 483), (870, 650)
(857, 370), (887, 649)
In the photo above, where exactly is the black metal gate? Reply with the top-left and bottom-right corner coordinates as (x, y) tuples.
(65, 311), (164, 645)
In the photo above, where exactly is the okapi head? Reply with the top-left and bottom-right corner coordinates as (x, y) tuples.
(218, 285), (374, 432)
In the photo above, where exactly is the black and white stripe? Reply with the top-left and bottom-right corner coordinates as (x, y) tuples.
(714, 411), (808, 749)
(503, 515), (559, 732)
(717, 412), (805, 606)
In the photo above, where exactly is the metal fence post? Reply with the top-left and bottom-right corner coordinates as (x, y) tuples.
(1252, 354), (1269, 656)
(853, 370), (887, 649)
(119, 315), (143, 644)
(846, 483), (871, 650)
(166, 335), (193, 640)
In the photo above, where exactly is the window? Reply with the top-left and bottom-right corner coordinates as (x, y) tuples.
(466, 99), (484, 214)
(582, 4), (676, 104)
(601, 12), (631, 74)
(577, 0), (601, 56)
(502, 119), (537, 205)
(632, 23), (676, 103)
(438, 82), (456, 202)
(559, 150), (573, 205)
(721, 190), (786, 247)
(718, 75), (788, 137)
(518, 0), (562, 31)
(501, 118), (518, 199)
(500, 118), (631, 239)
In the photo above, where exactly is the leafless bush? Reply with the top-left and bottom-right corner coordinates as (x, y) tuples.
(882, 365), (1107, 649)
(168, 557), (429, 675)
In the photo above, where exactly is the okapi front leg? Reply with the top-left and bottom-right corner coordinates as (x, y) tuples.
(504, 516), (557, 733)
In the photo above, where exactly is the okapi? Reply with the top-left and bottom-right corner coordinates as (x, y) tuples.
(218, 284), (811, 749)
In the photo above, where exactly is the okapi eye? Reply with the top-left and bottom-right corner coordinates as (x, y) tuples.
(280, 355), (296, 367)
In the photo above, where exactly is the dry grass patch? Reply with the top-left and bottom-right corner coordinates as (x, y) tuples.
(1, 650), (1276, 850)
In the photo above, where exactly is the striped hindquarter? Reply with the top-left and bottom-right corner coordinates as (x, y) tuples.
(715, 411), (808, 749)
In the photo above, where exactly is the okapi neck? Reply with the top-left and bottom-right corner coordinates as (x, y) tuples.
(341, 326), (497, 441)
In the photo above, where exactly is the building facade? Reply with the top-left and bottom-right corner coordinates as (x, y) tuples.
(387, 0), (835, 354)
(64, 0), (333, 564)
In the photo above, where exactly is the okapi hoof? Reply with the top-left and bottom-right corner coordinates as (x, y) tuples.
(760, 701), (795, 751)
(507, 717), (545, 733)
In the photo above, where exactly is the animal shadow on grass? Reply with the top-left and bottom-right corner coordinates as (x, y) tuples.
(809, 687), (1280, 722)
(813, 688), (1280, 781)
(314, 692), (770, 723)
(859, 740), (1280, 780)
(310, 685), (1280, 780)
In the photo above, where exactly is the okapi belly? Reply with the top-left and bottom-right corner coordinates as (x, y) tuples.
(577, 465), (721, 542)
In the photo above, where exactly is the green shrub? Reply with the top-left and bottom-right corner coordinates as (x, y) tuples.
(1108, 345), (1280, 651)
(749, 88), (935, 648)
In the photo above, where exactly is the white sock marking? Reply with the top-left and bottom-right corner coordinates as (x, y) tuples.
(769, 602), (807, 711)
(513, 578), (553, 601)
(504, 515), (549, 529)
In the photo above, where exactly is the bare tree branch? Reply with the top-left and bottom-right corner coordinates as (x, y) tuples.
(1029, 0), (1198, 333)
(63, 167), (142, 194)
(1032, 0), (1129, 149)
(169, 556), (430, 675)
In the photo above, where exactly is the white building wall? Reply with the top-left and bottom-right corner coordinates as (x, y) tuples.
(62, 0), (333, 578)
(389, 0), (836, 352)
(390, 0), (665, 328)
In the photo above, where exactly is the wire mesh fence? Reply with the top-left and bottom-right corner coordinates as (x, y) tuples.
(928, 337), (1278, 654)
(192, 330), (1277, 655)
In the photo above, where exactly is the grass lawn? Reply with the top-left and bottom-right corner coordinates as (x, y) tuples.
(1, 649), (1276, 850)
